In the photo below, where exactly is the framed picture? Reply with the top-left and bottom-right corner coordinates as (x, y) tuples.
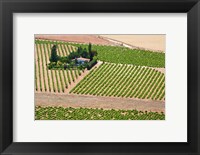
(34, 34), (166, 121)
(0, 0), (200, 154)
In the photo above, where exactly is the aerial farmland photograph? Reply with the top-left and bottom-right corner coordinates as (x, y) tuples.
(35, 34), (165, 120)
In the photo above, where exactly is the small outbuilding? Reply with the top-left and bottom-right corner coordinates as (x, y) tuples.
(76, 57), (90, 64)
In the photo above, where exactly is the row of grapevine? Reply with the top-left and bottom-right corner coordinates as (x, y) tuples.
(35, 41), (83, 93)
(35, 106), (165, 120)
(35, 39), (77, 53)
(36, 39), (165, 67)
(70, 63), (165, 101)
(35, 39), (165, 100)
(69, 42), (165, 68)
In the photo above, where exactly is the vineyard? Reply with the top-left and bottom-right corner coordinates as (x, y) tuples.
(35, 106), (165, 120)
(35, 40), (85, 93)
(70, 43), (165, 67)
(35, 38), (165, 120)
(35, 39), (165, 100)
(70, 63), (165, 101)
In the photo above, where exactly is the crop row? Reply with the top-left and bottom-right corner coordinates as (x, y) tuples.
(36, 39), (165, 67)
(35, 39), (77, 51)
(69, 42), (165, 68)
(35, 43), (83, 93)
(35, 106), (165, 120)
(70, 63), (165, 101)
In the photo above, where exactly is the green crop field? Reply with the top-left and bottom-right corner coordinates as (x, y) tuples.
(35, 39), (165, 99)
(70, 43), (165, 67)
(35, 40), (165, 67)
(35, 106), (165, 120)
(70, 63), (165, 101)
(35, 39), (165, 120)
(35, 40), (84, 93)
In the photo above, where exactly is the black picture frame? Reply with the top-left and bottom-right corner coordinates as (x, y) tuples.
(0, 0), (200, 154)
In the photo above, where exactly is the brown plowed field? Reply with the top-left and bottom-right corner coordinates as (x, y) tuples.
(35, 34), (115, 45)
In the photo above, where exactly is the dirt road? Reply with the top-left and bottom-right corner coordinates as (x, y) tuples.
(35, 93), (165, 113)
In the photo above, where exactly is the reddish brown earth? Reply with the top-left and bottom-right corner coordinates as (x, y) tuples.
(36, 34), (165, 52)
(35, 34), (115, 45)
(35, 93), (165, 113)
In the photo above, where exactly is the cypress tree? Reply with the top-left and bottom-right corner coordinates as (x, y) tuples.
(88, 43), (92, 53)
(88, 43), (92, 60)
(50, 45), (59, 63)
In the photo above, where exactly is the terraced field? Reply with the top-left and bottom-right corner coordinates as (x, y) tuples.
(35, 40), (85, 93)
(70, 63), (165, 101)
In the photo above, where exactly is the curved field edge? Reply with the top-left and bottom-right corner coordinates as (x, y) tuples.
(35, 106), (165, 120)
(35, 39), (165, 68)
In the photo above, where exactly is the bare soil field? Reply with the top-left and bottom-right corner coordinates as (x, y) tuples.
(154, 68), (165, 74)
(100, 35), (165, 52)
(35, 34), (114, 46)
(35, 93), (165, 113)
(36, 34), (165, 52)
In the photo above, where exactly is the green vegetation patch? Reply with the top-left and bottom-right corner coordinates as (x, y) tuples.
(35, 106), (165, 120)
(70, 43), (165, 68)
(35, 40), (165, 68)
(70, 63), (165, 101)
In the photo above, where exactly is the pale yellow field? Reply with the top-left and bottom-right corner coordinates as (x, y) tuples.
(100, 35), (165, 52)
